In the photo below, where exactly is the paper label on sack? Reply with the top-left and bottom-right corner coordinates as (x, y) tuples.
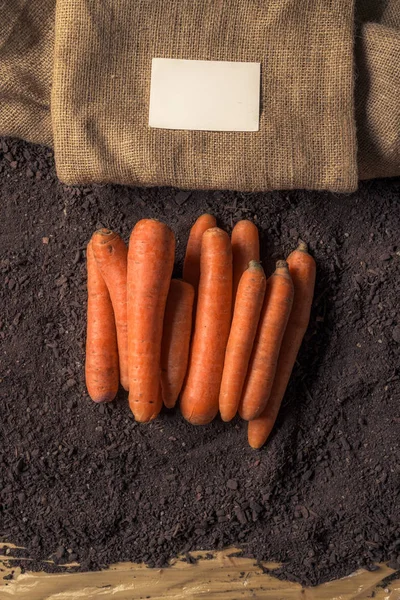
(149, 58), (260, 132)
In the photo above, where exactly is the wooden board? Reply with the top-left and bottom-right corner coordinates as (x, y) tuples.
(1, 546), (399, 599)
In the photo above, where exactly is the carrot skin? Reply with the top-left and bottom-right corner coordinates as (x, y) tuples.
(183, 214), (216, 298)
(161, 279), (194, 408)
(248, 242), (316, 448)
(239, 260), (294, 421)
(127, 219), (175, 422)
(180, 227), (232, 425)
(232, 220), (260, 305)
(219, 261), (266, 422)
(85, 241), (119, 403)
(149, 388), (163, 421)
(91, 229), (129, 391)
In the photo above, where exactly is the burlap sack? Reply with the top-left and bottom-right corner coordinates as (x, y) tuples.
(0, 0), (399, 191)
(356, 0), (400, 180)
(51, 0), (357, 191)
(0, 0), (54, 147)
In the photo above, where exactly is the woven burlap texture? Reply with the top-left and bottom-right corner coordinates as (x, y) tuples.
(51, 0), (357, 191)
(0, 0), (55, 147)
(356, 0), (400, 179)
(0, 1), (399, 191)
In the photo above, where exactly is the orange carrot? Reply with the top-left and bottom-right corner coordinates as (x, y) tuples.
(180, 227), (232, 425)
(248, 242), (316, 448)
(85, 240), (119, 403)
(219, 261), (266, 422)
(232, 220), (260, 305)
(183, 214), (216, 294)
(127, 219), (175, 422)
(91, 229), (129, 391)
(161, 279), (195, 408)
(239, 260), (293, 421)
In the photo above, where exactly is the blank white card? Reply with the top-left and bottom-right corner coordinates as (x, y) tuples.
(149, 58), (260, 132)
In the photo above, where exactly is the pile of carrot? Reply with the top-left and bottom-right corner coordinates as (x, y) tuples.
(85, 216), (316, 448)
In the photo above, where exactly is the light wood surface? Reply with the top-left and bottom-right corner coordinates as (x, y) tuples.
(1, 545), (399, 599)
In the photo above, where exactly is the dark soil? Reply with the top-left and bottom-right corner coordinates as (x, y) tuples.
(0, 136), (399, 587)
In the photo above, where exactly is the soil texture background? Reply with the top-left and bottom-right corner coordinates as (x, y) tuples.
(0, 137), (399, 586)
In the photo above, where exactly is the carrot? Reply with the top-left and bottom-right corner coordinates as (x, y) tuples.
(219, 261), (266, 422)
(127, 219), (175, 422)
(161, 279), (195, 408)
(232, 220), (260, 305)
(183, 214), (216, 294)
(91, 229), (129, 391)
(85, 240), (119, 403)
(248, 241), (316, 448)
(180, 227), (232, 425)
(239, 260), (293, 421)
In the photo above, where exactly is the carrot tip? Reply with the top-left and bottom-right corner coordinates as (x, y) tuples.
(182, 407), (216, 425)
(90, 394), (115, 403)
(249, 441), (263, 450)
(130, 406), (156, 423)
(220, 414), (235, 423)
